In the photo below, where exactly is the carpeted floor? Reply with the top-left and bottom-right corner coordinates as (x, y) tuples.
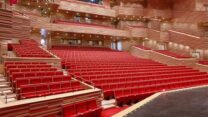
(127, 87), (208, 117)
(101, 106), (129, 117)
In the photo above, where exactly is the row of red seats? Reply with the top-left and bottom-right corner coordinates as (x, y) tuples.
(50, 46), (148, 68)
(68, 66), (190, 73)
(68, 64), (164, 69)
(100, 74), (208, 99)
(5, 61), (85, 100)
(77, 71), (205, 82)
(5, 61), (46, 66)
(8, 67), (57, 76)
(115, 78), (208, 106)
(63, 99), (102, 117)
(16, 75), (71, 88)
(50, 46), (208, 105)
(11, 71), (63, 82)
(92, 73), (207, 86)
(11, 39), (52, 58)
(19, 39), (39, 46)
(73, 69), (198, 76)
(20, 81), (83, 99)
(6, 63), (52, 70)
(198, 60), (208, 65)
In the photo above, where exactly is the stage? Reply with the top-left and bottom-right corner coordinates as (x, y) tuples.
(114, 86), (208, 117)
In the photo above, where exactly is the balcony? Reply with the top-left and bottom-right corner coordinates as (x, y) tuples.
(31, 19), (129, 37)
(58, 0), (116, 17)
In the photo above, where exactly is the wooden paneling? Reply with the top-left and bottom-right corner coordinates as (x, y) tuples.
(130, 27), (147, 38)
(58, 0), (116, 17)
(0, 9), (30, 40)
(148, 29), (160, 40)
(169, 30), (208, 49)
(130, 46), (197, 67)
(12, 16), (30, 39)
(0, 64), (3, 74)
(0, 9), (12, 40)
(32, 22), (130, 37)
(130, 46), (151, 59)
(194, 63), (208, 72)
(144, 8), (172, 18)
(113, 6), (144, 16)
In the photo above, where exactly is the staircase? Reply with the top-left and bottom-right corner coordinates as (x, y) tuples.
(102, 99), (116, 109)
(0, 74), (17, 103)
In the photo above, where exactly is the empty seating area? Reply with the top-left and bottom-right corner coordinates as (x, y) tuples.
(63, 99), (102, 117)
(50, 46), (208, 106)
(154, 50), (191, 58)
(10, 40), (52, 58)
(5, 61), (85, 99)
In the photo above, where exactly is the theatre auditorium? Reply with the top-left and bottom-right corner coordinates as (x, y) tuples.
(0, 0), (208, 117)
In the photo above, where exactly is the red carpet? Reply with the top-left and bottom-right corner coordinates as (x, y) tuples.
(101, 106), (129, 117)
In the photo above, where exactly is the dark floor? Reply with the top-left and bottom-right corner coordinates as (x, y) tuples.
(127, 87), (208, 117)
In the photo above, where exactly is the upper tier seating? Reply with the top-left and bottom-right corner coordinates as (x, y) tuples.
(198, 60), (208, 65)
(4, 61), (85, 99)
(154, 50), (191, 58)
(19, 39), (39, 46)
(10, 39), (52, 58)
(50, 46), (208, 106)
(63, 99), (102, 117)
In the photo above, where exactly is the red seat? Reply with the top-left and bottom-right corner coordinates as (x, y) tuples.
(61, 82), (72, 92)
(87, 100), (102, 117)
(25, 72), (36, 77)
(16, 79), (29, 88)
(50, 83), (62, 94)
(30, 78), (41, 84)
(42, 77), (53, 83)
(63, 75), (71, 81)
(63, 105), (76, 117)
(76, 102), (87, 115)
(36, 84), (50, 96)
(20, 85), (37, 99)
(71, 81), (83, 91)
(56, 71), (63, 75)
(53, 76), (63, 82)
(12, 73), (24, 81)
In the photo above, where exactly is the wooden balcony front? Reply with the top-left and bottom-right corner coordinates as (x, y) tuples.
(148, 29), (169, 42)
(32, 21), (130, 37)
(129, 26), (148, 38)
(58, 0), (116, 17)
(168, 30), (208, 49)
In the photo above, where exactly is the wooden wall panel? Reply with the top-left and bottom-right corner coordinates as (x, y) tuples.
(130, 27), (147, 38)
(113, 6), (144, 16)
(12, 16), (30, 39)
(130, 46), (197, 67)
(169, 30), (208, 49)
(0, 9), (12, 40)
